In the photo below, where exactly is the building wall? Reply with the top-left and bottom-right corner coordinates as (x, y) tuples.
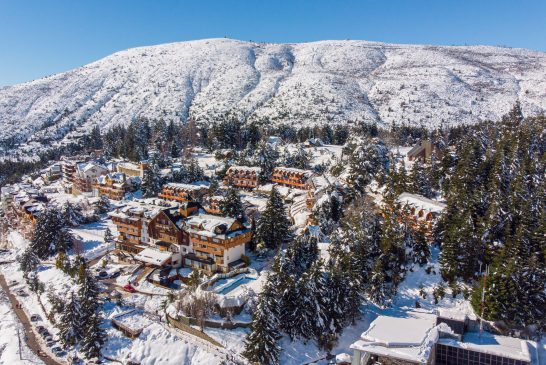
(435, 344), (529, 365)
(223, 244), (245, 267)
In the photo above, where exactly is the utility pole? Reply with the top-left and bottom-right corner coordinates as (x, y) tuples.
(479, 264), (489, 341)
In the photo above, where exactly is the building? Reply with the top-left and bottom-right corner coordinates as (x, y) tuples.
(203, 195), (224, 215)
(42, 164), (62, 182)
(397, 193), (446, 235)
(350, 310), (536, 365)
(1, 184), (48, 237)
(271, 167), (313, 189)
(117, 161), (148, 178)
(184, 214), (251, 273)
(61, 157), (84, 193)
(223, 166), (261, 189)
(93, 172), (138, 200)
(407, 140), (434, 162)
(72, 162), (108, 195)
(159, 183), (208, 203)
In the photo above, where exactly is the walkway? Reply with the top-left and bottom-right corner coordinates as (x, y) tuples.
(0, 273), (63, 365)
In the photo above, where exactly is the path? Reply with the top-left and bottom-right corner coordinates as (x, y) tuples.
(0, 273), (63, 365)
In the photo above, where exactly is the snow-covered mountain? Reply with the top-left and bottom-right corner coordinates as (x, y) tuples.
(1, 38), (546, 153)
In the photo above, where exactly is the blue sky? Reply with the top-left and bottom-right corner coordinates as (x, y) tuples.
(1, 0), (545, 87)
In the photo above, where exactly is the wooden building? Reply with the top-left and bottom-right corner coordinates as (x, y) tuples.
(407, 140), (434, 162)
(184, 214), (251, 273)
(72, 162), (108, 195)
(271, 167), (313, 189)
(94, 173), (131, 200)
(223, 166), (261, 189)
(397, 192), (446, 236)
(159, 183), (208, 203)
(116, 161), (148, 178)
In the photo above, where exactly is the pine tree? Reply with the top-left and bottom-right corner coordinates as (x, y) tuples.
(412, 221), (431, 266)
(219, 185), (245, 220)
(30, 207), (73, 259)
(141, 157), (162, 198)
(96, 196), (111, 214)
(62, 201), (84, 227)
(254, 141), (279, 184)
(20, 247), (40, 275)
(347, 138), (389, 194)
(410, 160), (433, 198)
(255, 186), (290, 250)
(104, 227), (113, 244)
(79, 269), (105, 359)
(59, 291), (83, 349)
(243, 283), (282, 365)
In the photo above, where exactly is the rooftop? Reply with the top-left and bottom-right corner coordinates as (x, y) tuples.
(397, 192), (447, 213)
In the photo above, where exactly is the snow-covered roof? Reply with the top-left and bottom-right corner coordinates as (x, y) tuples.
(350, 311), (439, 364)
(397, 192), (446, 213)
(77, 162), (106, 174)
(97, 172), (126, 184)
(439, 332), (533, 363)
(273, 166), (313, 177)
(163, 182), (207, 191)
(226, 166), (261, 173)
(135, 248), (173, 266)
(187, 214), (236, 231)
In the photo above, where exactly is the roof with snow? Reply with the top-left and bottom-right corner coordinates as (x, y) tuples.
(186, 214), (247, 239)
(350, 311), (447, 364)
(163, 182), (208, 191)
(225, 166), (261, 173)
(397, 192), (446, 213)
(438, 332), (533, 363)
(273, 166), (314, 177)
(135, 248), (173, 266)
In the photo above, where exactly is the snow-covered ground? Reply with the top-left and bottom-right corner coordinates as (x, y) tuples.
(0, 286), (45, 365)
(3, 38), (546, 157)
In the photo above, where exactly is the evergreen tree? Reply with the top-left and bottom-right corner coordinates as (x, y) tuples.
(59, 291), (83, 348)
(104, 227), (113, 244)
(79, 270), (105, 359)
(219, 185), (245, 220)
(410, 160), (434, 198)
(243, 283), (282, 365)
(347, 138), (389, 194)
(412, 221), (431, 266)
(255, 186), (290, 250)
(20, 247), (40, 275)
(62, 201), (84, 227)
(141, 157), (162, 198)
(254, 141), (279, 184)
(30, 207), (74, 259)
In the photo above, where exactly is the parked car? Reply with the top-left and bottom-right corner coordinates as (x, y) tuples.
(40, 330), (51, 338)
(46, 339), (56, 347)
(123, 283), (136, 293)
(16, 289), (28, 297)
(30, 314), (40, 322)
(8, 279), (17, 286)
(52, 346), (66, 356)
(43, 335), (53, 343)
(98, 271), (108, 279)
(36, 325), (47, 334)
(110, 270), (121, 278)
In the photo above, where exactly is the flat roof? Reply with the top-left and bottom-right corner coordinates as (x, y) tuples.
(439, 332), (532, 362)
(134, 248), (172, 266)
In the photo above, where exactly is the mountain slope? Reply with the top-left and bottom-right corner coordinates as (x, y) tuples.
(1, 38), (545, 153)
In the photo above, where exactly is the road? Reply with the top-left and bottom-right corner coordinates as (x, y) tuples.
(0, 273), (63, 365)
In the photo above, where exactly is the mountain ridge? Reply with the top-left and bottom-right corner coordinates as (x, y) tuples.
(1, 38), (545, 155)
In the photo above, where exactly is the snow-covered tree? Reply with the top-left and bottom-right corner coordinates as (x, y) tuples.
(219, 185), (245, 220)
(59, 291), (83, 348)
(255, 186), (290, 250)
(141, 157), (162, 198)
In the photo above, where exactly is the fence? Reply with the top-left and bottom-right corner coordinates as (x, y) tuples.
(165, 312), (224, 347)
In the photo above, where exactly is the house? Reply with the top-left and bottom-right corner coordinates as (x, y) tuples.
(223, 166), (261, 189)
(407, 140), (434, 162)
(159, 183), (208, 203)
(42, 164), (62, 182)
(72, 162), (108, 195)
(397, 192), (446, 235)
(350, 310), (536, 365)
(93, 172), (138, 200)
(271, 167), (314, 189)
(1, 184), (48, 232)
(203, 195), (224, 215)
(61, 157), (85, 193)
(184, 214), (251, 273)
(116, 161), (148, 178)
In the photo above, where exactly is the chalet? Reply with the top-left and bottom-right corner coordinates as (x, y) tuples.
(42, 164), (62, 182)
(271, 167), (313, 189)
(223, 166), (261, 189)
(117, 161), (148, 178)
(72, 162), (108, 195)
(1, 184), (48, 227)
(407, 140), (434, 162)
(184, 214), (251, 273)
(93, 172), (138, 200)
(203, 195), (224, 215)
(350, 310), (536, 365)
(159, 183), (208, 203)
(397, 192), (446, 234)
